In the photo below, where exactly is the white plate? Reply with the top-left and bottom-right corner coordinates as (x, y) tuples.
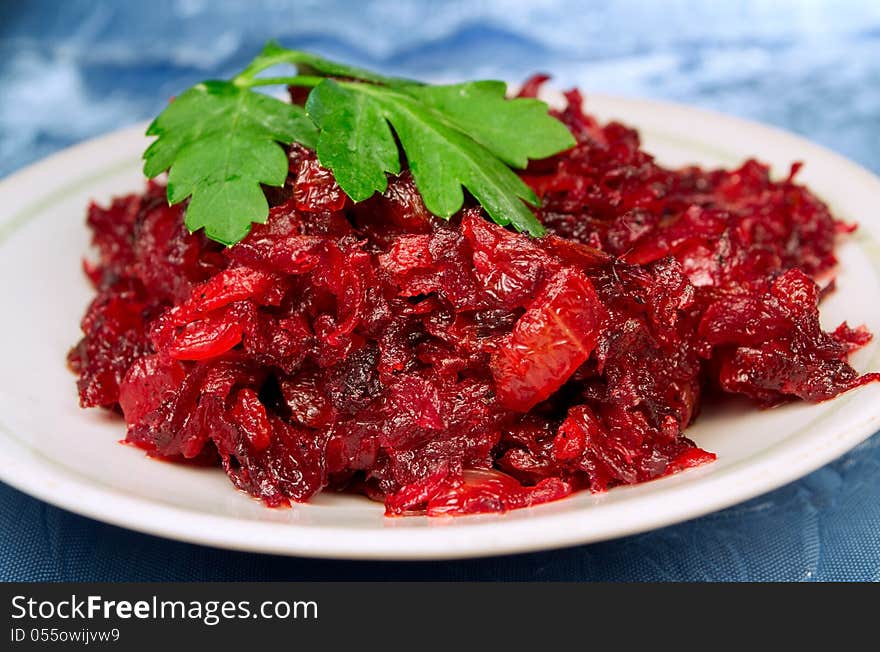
(1, 94), (879, 560)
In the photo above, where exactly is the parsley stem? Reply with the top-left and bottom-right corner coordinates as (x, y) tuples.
(242, 75), (324, 89)
(233, 42), (414, 88)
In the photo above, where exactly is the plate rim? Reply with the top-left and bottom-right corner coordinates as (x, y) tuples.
(1, 93), (879, 560)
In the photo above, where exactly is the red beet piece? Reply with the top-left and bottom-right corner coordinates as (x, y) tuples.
(491, 267), (606, 411)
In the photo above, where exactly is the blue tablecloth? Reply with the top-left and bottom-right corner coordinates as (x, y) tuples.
(2, 0), (879, 581)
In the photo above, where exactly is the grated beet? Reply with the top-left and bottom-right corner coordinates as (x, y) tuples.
(69, 79), (879, 515)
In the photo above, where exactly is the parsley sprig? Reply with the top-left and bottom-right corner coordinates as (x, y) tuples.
(143, 41), (575, 246)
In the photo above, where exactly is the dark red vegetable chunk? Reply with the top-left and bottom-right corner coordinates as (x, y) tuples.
(491, 267), (605, 411)
(69, 78), (878, 515)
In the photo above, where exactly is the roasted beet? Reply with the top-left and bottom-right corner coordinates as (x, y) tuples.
(69, 79), (878, 515)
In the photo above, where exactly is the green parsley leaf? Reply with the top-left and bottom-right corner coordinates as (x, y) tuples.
(307, 79), (554, 235)
(305, 79), (401, 202)
(143, 42), (576, 245)
(143, 80), (317, 245)
(401, 81), (576, 168)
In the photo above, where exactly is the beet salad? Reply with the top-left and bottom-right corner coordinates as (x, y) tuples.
(69, 71), (879, 516)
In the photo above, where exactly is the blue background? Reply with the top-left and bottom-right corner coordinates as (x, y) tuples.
(2, 0), (879, 581)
